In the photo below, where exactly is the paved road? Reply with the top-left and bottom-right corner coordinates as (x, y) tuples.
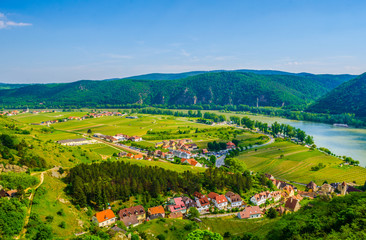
(216, 154), (227, 168)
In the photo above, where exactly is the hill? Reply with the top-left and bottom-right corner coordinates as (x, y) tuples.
(0, 71), (347, 109)
(308, 73), (366, 117)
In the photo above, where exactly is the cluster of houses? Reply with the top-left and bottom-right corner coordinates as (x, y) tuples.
(93, 190), (247, 228)
(93, 133), (142, 143)
(0, 110), (21, 116)
(154, 139), (197, 151)
(57, 138), (97, 146)
(302, 180), (362, 197)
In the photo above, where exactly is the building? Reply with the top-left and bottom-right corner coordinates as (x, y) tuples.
(196, 197), (210, 213)
(130, 136), (142, 142)
(181, 158), (202, 167)
(250, 191), (272, 206)
(319, 183), (334, 194)
(271, 191), (282, 202)
(169, 212), (183, 219)
(148, 206), (165, 220)
(168, 197), (187, 214)
(182, 196), (197, 209)
(193, 192), (206, 201)
(225, 191), (243, 208)
(118, 205), (146, 228)
(237, 206), (263, 219)
(306, 181), (318, 192)
(92, 209), (117, 227)
(226, 141), (236, 149)
(212, 195), (228, 209)
(285, 197), (301, 212)
(133, 154), (143, 160)
(118, 152), (127, 157)
(172, 149), (192, 159)
(207, 192), (219, 201)
(57, 138), (95, 146)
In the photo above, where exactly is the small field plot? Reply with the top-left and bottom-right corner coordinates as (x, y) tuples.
(12, 112), (88, 124)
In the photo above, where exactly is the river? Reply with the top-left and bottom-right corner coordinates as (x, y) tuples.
(239, 114), (366, 167)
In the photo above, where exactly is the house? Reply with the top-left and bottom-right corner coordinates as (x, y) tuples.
(130, 136), (142, 142)
(271, 179), (289, 190)
(285, 197), (301, 212)
(283, 185), (295, 197)
(172, 149), (192, 159)
(306, 181), (318, 192)
(155, 142), (164, 148)
(265, 173), (275, 180)
(182, 196), (197, 209)
(118, 205), (146, 228)
(181, 158), (202, 167)
(110, 225), (126, 234)
(202, 149), (208, 154)
(6, 190), (18, 198)
(168, 197), (187, 214)
(104, 136), (118, 142)
(169, 212), (183, 219)
(276, 206), (286, 215)
(133, 154), (143, 160)
(237, 206), (263, 219)
(319, 183), (334, 194)
(330, 182), (361, 195)
(225, 192), (243, 208)
(250, 191), (272, 206)
(92, 209), (117, 227)
(226, 141), (236, 149)
(207, 192), (219, 201)
(184, 143), (198, 151)
(212, 195), (228, 209)
(196, 197), (210, 213)
(57, 138), (95, 146)
(193, 192), (206, 201)
(148, 206), (165, 220)
(126, 153), (134, 158)
(118, 152), (127, 157)
(271, 191), (281, 202)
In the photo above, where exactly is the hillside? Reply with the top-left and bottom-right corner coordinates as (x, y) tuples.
(0, 71), (344, 109)
(308, 73), (366, 117)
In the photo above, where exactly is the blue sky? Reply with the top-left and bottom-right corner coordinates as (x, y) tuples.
(1, 0), (366, 83)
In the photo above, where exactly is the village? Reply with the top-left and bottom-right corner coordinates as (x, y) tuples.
(89, 172), (362, 232)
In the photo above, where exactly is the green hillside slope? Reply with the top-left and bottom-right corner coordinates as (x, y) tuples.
(0, 71), (344, 109)
(308, 73), (366, 117)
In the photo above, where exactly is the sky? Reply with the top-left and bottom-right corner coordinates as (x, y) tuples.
(1, 0), (366, 83)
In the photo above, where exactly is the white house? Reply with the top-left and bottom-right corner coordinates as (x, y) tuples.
(196, 197), (210, 213)
(92, 209), (117, 227)
(225, 192), (243, 208)
(212, 195), (228, 209)
(250, 191), (272, 206)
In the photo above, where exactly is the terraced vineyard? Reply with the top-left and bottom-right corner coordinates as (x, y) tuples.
(238, 141), (366, 185)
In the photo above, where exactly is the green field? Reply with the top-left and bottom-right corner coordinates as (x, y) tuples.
(238, 141), (366, 185)
(11, 111), (88, 124)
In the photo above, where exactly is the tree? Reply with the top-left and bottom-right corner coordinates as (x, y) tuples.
(59, 221), (66, 228)
(188, 207), (200, 220)
(186, 230), (223, 240)
(157, 234), (166, 240)
(87, 129), (92, 134)
(267, 207), (277, 219)
(305, 135), (314, 145)
(209, 155), (217, 166)
(224, 158), (247, 173)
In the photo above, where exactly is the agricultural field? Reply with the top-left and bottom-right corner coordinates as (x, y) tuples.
(11, 111), (88, 124)
(238, 141), (366, 185)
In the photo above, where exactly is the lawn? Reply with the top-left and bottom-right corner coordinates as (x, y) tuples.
(238, 141), (366, 185)
(30, 174), (90, 239)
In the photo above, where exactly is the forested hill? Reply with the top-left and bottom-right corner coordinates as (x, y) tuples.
(125, 69), (355, 90)
(308, 73), (366, 117)
(0, 71), (353, 109)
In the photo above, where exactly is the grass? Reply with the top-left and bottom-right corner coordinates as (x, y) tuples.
(11, 111), (88, 124)
(200, 216), (278, 238)
(30, 174), (90, 239)
(238, 141), (366, 185)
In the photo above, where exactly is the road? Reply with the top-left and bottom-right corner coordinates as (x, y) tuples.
(200, 212), (237, 218)
(215, 154), (227, 168)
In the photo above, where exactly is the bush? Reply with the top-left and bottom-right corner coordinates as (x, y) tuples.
(59, 221), (66, 228)
(157, 234), (166, 240)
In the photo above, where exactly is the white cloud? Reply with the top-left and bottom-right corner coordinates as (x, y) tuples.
(0, 12), (32, 29)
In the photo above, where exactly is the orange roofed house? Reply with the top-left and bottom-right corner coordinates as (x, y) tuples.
(237, 206), (263, 219)
(92, 209), (117, 227)
(148, 206), (165, 220)
(181, 158), (203, 167)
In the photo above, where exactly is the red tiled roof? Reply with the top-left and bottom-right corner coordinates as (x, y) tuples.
(148, 206), (165, 215)
(238, 206), (262, 219)
(214, 195), (228, 204)
(207, 192), (219, 199)
(199, 197), (210, 206)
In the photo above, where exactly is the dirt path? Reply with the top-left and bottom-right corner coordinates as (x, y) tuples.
(16, 169), (50, 239)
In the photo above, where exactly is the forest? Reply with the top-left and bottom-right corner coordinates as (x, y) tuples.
(67, 161), (253, 209)
(266, 192), (366, 239)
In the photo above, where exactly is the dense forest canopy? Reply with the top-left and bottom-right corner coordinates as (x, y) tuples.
(0, 71), (353, 109)
(308, 72), (366, 117)
(67, 161), (253, 208)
